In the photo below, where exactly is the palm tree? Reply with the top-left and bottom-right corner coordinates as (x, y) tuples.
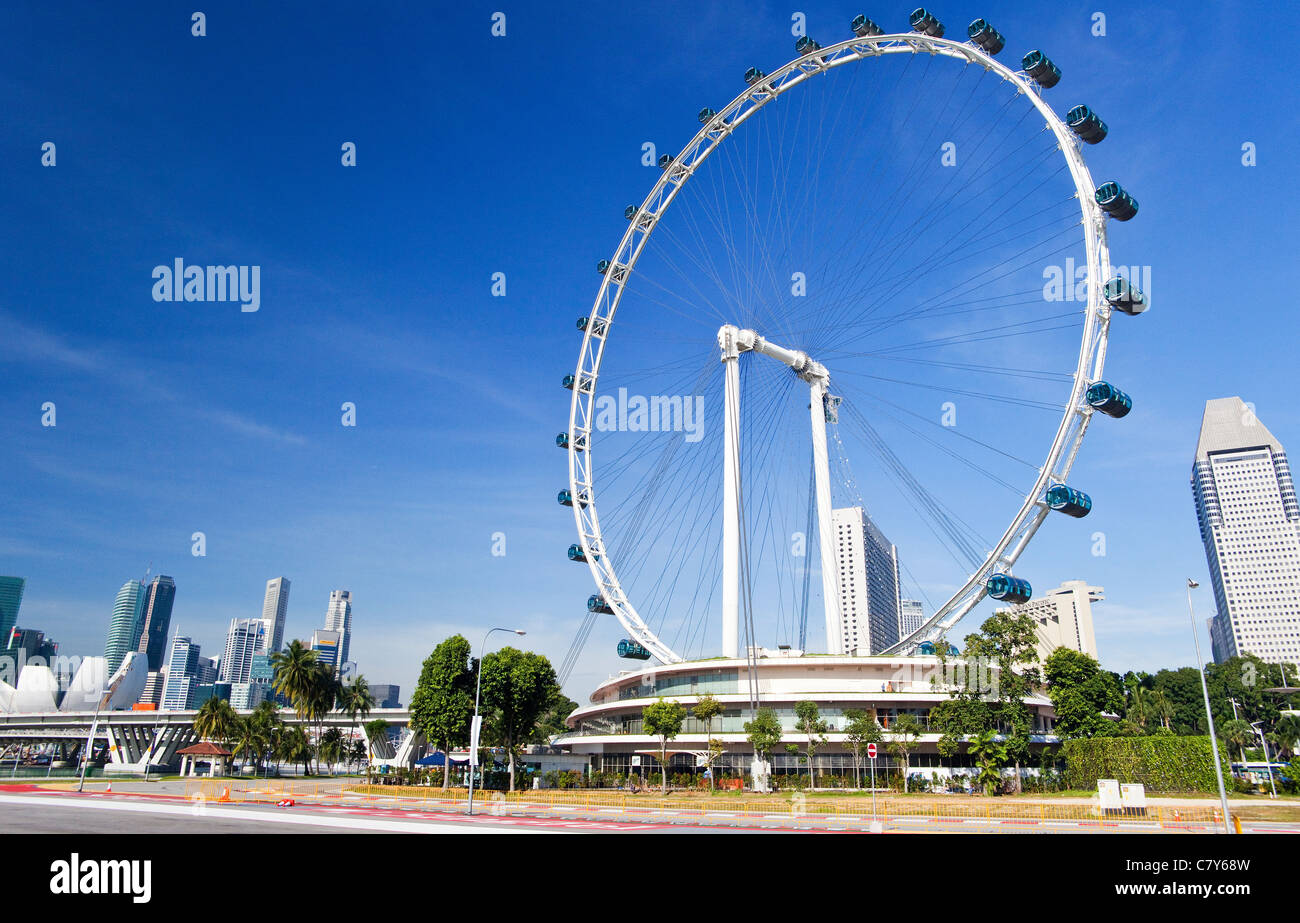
(1272, 715), (1300, 762)
(278, 725), (312, 776)
(1146, 689), (1174, 731)
(305, 666), (339, 773)
(271, 640), (321, 722)
(337, 676), (376, 775)
(249, 701), (283, 777)
(968, 730), (1009, 796)
(193, 698), (238, 746)
(1221, 719), (1256, 765)
(230, 716), (267, 774)
(318, 727), (345, 770)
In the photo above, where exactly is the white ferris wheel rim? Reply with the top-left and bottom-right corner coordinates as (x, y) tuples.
(568, 30), (1116, 665)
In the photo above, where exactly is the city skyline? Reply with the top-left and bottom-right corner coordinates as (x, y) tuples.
(3, 3), (1299, 701)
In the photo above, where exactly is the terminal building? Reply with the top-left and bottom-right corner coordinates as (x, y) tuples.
(557, 652), (1057, 783)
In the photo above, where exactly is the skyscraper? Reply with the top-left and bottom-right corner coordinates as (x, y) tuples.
(310, 629), (341, 673)
(831, 507), (902, 655)
(0, 577), (26, 652)
(221, 618), (265, 684)
(1192, 397), (1300, 663)
(104, 579), (147, 674)
(1009, 580), (1102, 664)
(135, 575), (177, 672)
(161, 636), (202, 710)
(899, 599), (924, 640)
(260, 577), (290, 654)
(325, 590), (353, 667)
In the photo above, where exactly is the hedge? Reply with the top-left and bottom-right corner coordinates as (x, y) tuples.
(1062, 736), (1232, 793)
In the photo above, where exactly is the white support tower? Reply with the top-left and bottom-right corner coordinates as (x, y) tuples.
(718, 325), (843, 656)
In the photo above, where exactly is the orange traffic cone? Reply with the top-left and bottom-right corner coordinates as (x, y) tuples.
(105, 783), (112, 793)
(217, 786), (232, 803)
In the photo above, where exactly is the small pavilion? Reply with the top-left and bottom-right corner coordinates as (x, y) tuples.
(177, 741), (232, 777)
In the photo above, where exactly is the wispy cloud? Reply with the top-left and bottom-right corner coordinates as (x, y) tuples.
(0, 310), (306, 446)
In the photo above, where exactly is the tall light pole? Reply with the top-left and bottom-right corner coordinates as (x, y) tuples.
(466, 627), (525, 816)
(1250, 721), (1278, 799)
(1187, 579), (1233, 834)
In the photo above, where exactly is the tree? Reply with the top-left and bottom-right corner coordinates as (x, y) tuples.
(886, 713), (923, 792)
(744, 707), (783, 790)
(1273, 715), (1300, 762)
(278, 725), (312, 775)
(248, 700), (283, 776)
(1220, 719), (1255, 765)
(193, 697), (238, 747)
(408, 636), (475, 790)
(533, 690), (580, 743)
(1043, 648), (1125, 739)
(792, 700), (829, 789)
(843, 709), (883, 790)
(230, 714), (267, 774)
(363, 719), (389, 780)
(305, 665), (340, 773)
(318, 727), (345, 769)
(271, 640), (320, 722)
(692, 694), (724, 791)
(337, 676), (375, 774)
(642, 698), (686, 793)
(968, 730), (1009, 795)
(963, 610), (1040, 792)
(478, 647), (560, 791)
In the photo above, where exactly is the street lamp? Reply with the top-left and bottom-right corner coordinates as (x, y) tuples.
(466, 627), (526, 816)
(1186, 579), (1233, 833)
(1249, 721), (1278, 799)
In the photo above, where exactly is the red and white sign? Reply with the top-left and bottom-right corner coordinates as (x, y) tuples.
(866, 743), (877, 760)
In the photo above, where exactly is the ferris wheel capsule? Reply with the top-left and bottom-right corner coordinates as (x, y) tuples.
(1085, 381), (1133, 418)
(850, 14), (883, 37)
(986, 573), (1032, 604)
(795, 35), (822, 56)
(588, 594), (615, 614)
(1103, 275), (1147, 314)
(910, 8), (945, 38)
(1045, 484), (1093, 518)
(1022, 50), (1061, 88)
(967, 19), (1005, 55)
(1095, 182), (1139, 221)
(744, 66), (767, 86)
(568, 544), (597, 563)
(1066, 105), (1108, 144)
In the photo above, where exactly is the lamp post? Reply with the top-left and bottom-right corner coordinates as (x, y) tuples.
(1250, 721), (1278, 799)
(1186, 579), (1233, 833)
(466, 627), (526, 816)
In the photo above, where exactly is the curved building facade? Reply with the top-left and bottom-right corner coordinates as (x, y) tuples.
(104, 580), (146, 675)
(557, 653), (1057, 781)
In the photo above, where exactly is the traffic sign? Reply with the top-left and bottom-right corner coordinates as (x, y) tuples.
(866, 743), (877, 760)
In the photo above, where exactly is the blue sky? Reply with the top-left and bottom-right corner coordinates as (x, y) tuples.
(2, 0), (1297, 701)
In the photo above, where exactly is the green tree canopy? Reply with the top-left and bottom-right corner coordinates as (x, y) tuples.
(642, 698), (686, 793)
(479, 646), (560, 791)
(1043, 647), (1125, 739)
(408, 635), (475, 789)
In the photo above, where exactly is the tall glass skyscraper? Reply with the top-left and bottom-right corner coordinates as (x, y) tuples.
(830, 507), (902, 655)
(1192, 397), (1300, 663)
(161, 636), (202, 710)
(260, 577), (290, 654)
(104, 579), (147, 674)
(135, 575), (177, 672)
(325, 590), (352, 668)
(221, 618), (265, 684)
(0, 577), (26, 650)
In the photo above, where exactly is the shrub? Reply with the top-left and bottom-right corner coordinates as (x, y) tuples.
(1062, 736), (1231, 793)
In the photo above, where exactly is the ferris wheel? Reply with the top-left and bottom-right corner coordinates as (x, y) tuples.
(559, 10), (1146, 674)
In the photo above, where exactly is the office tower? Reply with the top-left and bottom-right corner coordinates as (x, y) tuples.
(310, 629), (341, 673)
(1192, 397), (1300, 663)
(831, 507), (903, 654)
(369, 683), (402, 708)
(139, 671), (165, 706)
(898, 599), (924, 640)
(325, 590), (353, 667)
(104, 579), (147, 674)
(229, 682), (268, 710)
(196, 656), (218, 685)
(161, 637), (202, 710)
(0, 577), (26, 652)
(260, 577), (290, 654)
(1009, 580), (1102, 664)
(135, 576), (177, 671)
(250, 653), (275, 686)
(221, 618), (266, 684)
